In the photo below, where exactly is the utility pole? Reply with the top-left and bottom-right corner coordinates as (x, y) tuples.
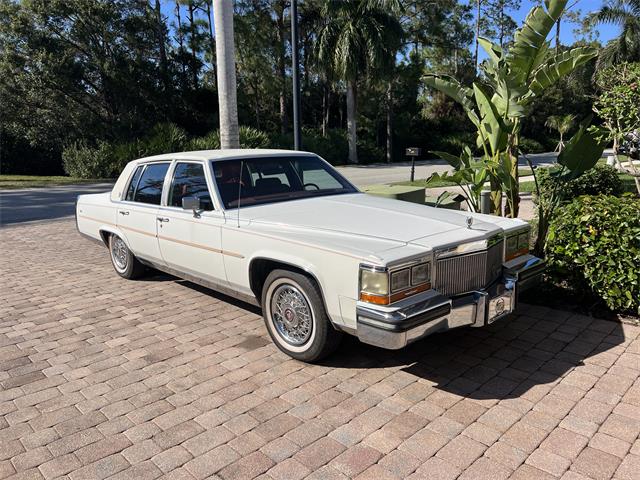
(291, 0), (302, 150)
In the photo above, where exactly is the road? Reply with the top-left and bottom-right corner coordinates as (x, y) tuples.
(0, 152), (558, 225)
(0, 183), (115, 225)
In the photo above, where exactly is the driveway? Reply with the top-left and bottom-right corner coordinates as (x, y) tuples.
(1, 219), (638, 480)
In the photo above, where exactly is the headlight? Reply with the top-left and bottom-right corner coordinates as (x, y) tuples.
(506, 228), (530, 260)
(360, 269), (389, 296)
(360, 260), (432, 305)
(411, 263), (431, 285)
(391, 269), (410, 292)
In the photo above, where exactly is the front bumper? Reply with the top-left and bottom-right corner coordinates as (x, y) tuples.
(356, 255), (545, 350)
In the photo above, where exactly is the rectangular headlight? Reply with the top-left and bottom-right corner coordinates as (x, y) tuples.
(391, 269), (410, 292)
(411, 263), (430, 285)
(360, 269), (389, 296)
(506, 228), (530, 260)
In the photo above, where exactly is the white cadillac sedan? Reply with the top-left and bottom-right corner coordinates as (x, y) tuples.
(76, 149), (545, 362)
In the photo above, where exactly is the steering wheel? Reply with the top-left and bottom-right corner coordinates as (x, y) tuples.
(304, 183), (320, 190)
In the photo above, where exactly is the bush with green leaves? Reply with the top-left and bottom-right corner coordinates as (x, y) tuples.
(62, 141), (115, 178)
(519, 137), (545, 154)
(189, 126), (271, 151)
(537, 164), (624, 202)
(546, 194), (640, 314)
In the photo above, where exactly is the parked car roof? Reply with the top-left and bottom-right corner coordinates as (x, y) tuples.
(136, 149), (318, 163)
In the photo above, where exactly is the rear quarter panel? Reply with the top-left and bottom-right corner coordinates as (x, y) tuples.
(76, 192), (119, 244)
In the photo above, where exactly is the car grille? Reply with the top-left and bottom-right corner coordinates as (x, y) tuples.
(435, 240), (504, 296)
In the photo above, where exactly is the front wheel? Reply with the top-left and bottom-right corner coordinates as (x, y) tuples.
(109, 234), (146, 279)
(261, 269), (342, 362)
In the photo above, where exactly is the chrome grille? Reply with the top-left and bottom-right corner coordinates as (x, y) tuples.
(435, 240), (504, 296)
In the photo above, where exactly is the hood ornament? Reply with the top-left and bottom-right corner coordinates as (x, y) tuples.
(466, 216), (474, 229)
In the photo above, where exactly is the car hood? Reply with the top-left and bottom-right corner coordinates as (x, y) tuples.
(240, 193), (515, 253)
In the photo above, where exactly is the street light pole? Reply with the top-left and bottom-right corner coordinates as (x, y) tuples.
(291, 0), (302, 150)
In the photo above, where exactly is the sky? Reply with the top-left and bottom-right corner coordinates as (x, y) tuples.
(163, 0), (622, 56)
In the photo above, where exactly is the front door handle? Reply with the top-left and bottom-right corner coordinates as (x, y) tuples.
(119, 210), (129, 216)
(157, 217), (170, 223)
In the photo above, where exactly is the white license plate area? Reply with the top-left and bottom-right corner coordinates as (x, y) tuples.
(488, 293), (513, 323)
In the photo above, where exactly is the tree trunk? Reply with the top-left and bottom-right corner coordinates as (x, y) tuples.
(346, 81), (358, 164)
(175, 1), (187, 89)
(154, 0), (168, 90)
(188, 1), (198, 89)
(490, 178), (502, 215)
(556, 17), (561, 54)
(322, 84), (330, 137)
(276, 1), (287, 134)
(213, 0), (239, 149)
(386, 82), (393, 163)
(474, 0), (480, 70)
(205, 1), (216, 79)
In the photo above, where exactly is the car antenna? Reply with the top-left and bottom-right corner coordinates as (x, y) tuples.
(236, 160), (244, 228)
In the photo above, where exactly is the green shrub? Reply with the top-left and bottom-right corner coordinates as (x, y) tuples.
(188, 126), (271, 151)
(546, 194), (640, 314)
(537, 164), (624, 202)
(270, 128), (349, 165)
(519, 137), (545, 154)
(62, 141), (116, 178)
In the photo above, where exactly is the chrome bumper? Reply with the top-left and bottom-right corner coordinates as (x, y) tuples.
(356, 255), (545, 350)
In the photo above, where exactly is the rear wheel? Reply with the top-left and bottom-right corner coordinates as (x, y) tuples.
(109, 234), (145, 279)
(262, 269), (342, 362)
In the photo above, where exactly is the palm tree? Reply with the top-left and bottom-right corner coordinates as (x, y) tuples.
(213, 0), (239, 149)
(592, 0), (640, 67)
(315, 0), (402, 164)
(545, 114), (576, 152)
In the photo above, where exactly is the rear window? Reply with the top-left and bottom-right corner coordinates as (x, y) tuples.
(132, 163), (169, 205)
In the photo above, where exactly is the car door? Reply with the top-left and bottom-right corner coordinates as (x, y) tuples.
(156, 160), (228, 285)
(116, 162), (170, 263)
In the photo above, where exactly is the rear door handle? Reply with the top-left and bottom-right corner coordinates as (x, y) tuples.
(119, 210), (129, 216)
(157, 217), (169, 223)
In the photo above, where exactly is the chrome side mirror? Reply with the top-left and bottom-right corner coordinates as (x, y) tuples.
(182, 196), (201, 217)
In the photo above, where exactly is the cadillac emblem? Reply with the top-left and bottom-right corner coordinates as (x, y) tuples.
(495, 298), (505, 315)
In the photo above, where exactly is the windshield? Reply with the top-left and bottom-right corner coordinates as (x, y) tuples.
(212, 155), (358, 209)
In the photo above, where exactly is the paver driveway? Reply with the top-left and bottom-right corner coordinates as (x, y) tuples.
(1, 219), (639, 480)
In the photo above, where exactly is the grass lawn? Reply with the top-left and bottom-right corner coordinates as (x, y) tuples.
(0, 175), (112, 189)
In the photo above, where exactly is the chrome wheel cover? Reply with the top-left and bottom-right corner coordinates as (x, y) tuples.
(270, 284), (313, 346)
(111, 236), (128, 271)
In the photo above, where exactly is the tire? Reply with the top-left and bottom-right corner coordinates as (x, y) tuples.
(261, 269), (342, 362)
(108, 234), (146, 280)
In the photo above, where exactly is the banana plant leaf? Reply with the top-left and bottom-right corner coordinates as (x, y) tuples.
(506, 0), (567, 84)
(473, 83), (509, 156)
(478, 37), (503, 65)
(558, 121), (609, 179)
(423, 75), (479, 126)
(529, 47), (598, 96)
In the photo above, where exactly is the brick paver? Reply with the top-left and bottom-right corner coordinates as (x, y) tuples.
(1, 219), (639, 479)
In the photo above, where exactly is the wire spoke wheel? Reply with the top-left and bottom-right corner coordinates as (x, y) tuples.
(111, 236), (128, 272)
(270, 284), (313, 346)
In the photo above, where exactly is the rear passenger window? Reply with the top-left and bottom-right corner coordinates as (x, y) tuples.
(125, 166), (144, 201)
(133, 163), (169, 205)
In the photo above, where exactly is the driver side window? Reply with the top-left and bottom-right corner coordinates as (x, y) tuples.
(168, 162), (214, 210)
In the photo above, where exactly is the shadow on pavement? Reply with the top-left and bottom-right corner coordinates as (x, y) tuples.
(321, 304), (624, 402)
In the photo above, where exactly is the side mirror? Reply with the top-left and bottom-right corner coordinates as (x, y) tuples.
(182, 196), (201, 217)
